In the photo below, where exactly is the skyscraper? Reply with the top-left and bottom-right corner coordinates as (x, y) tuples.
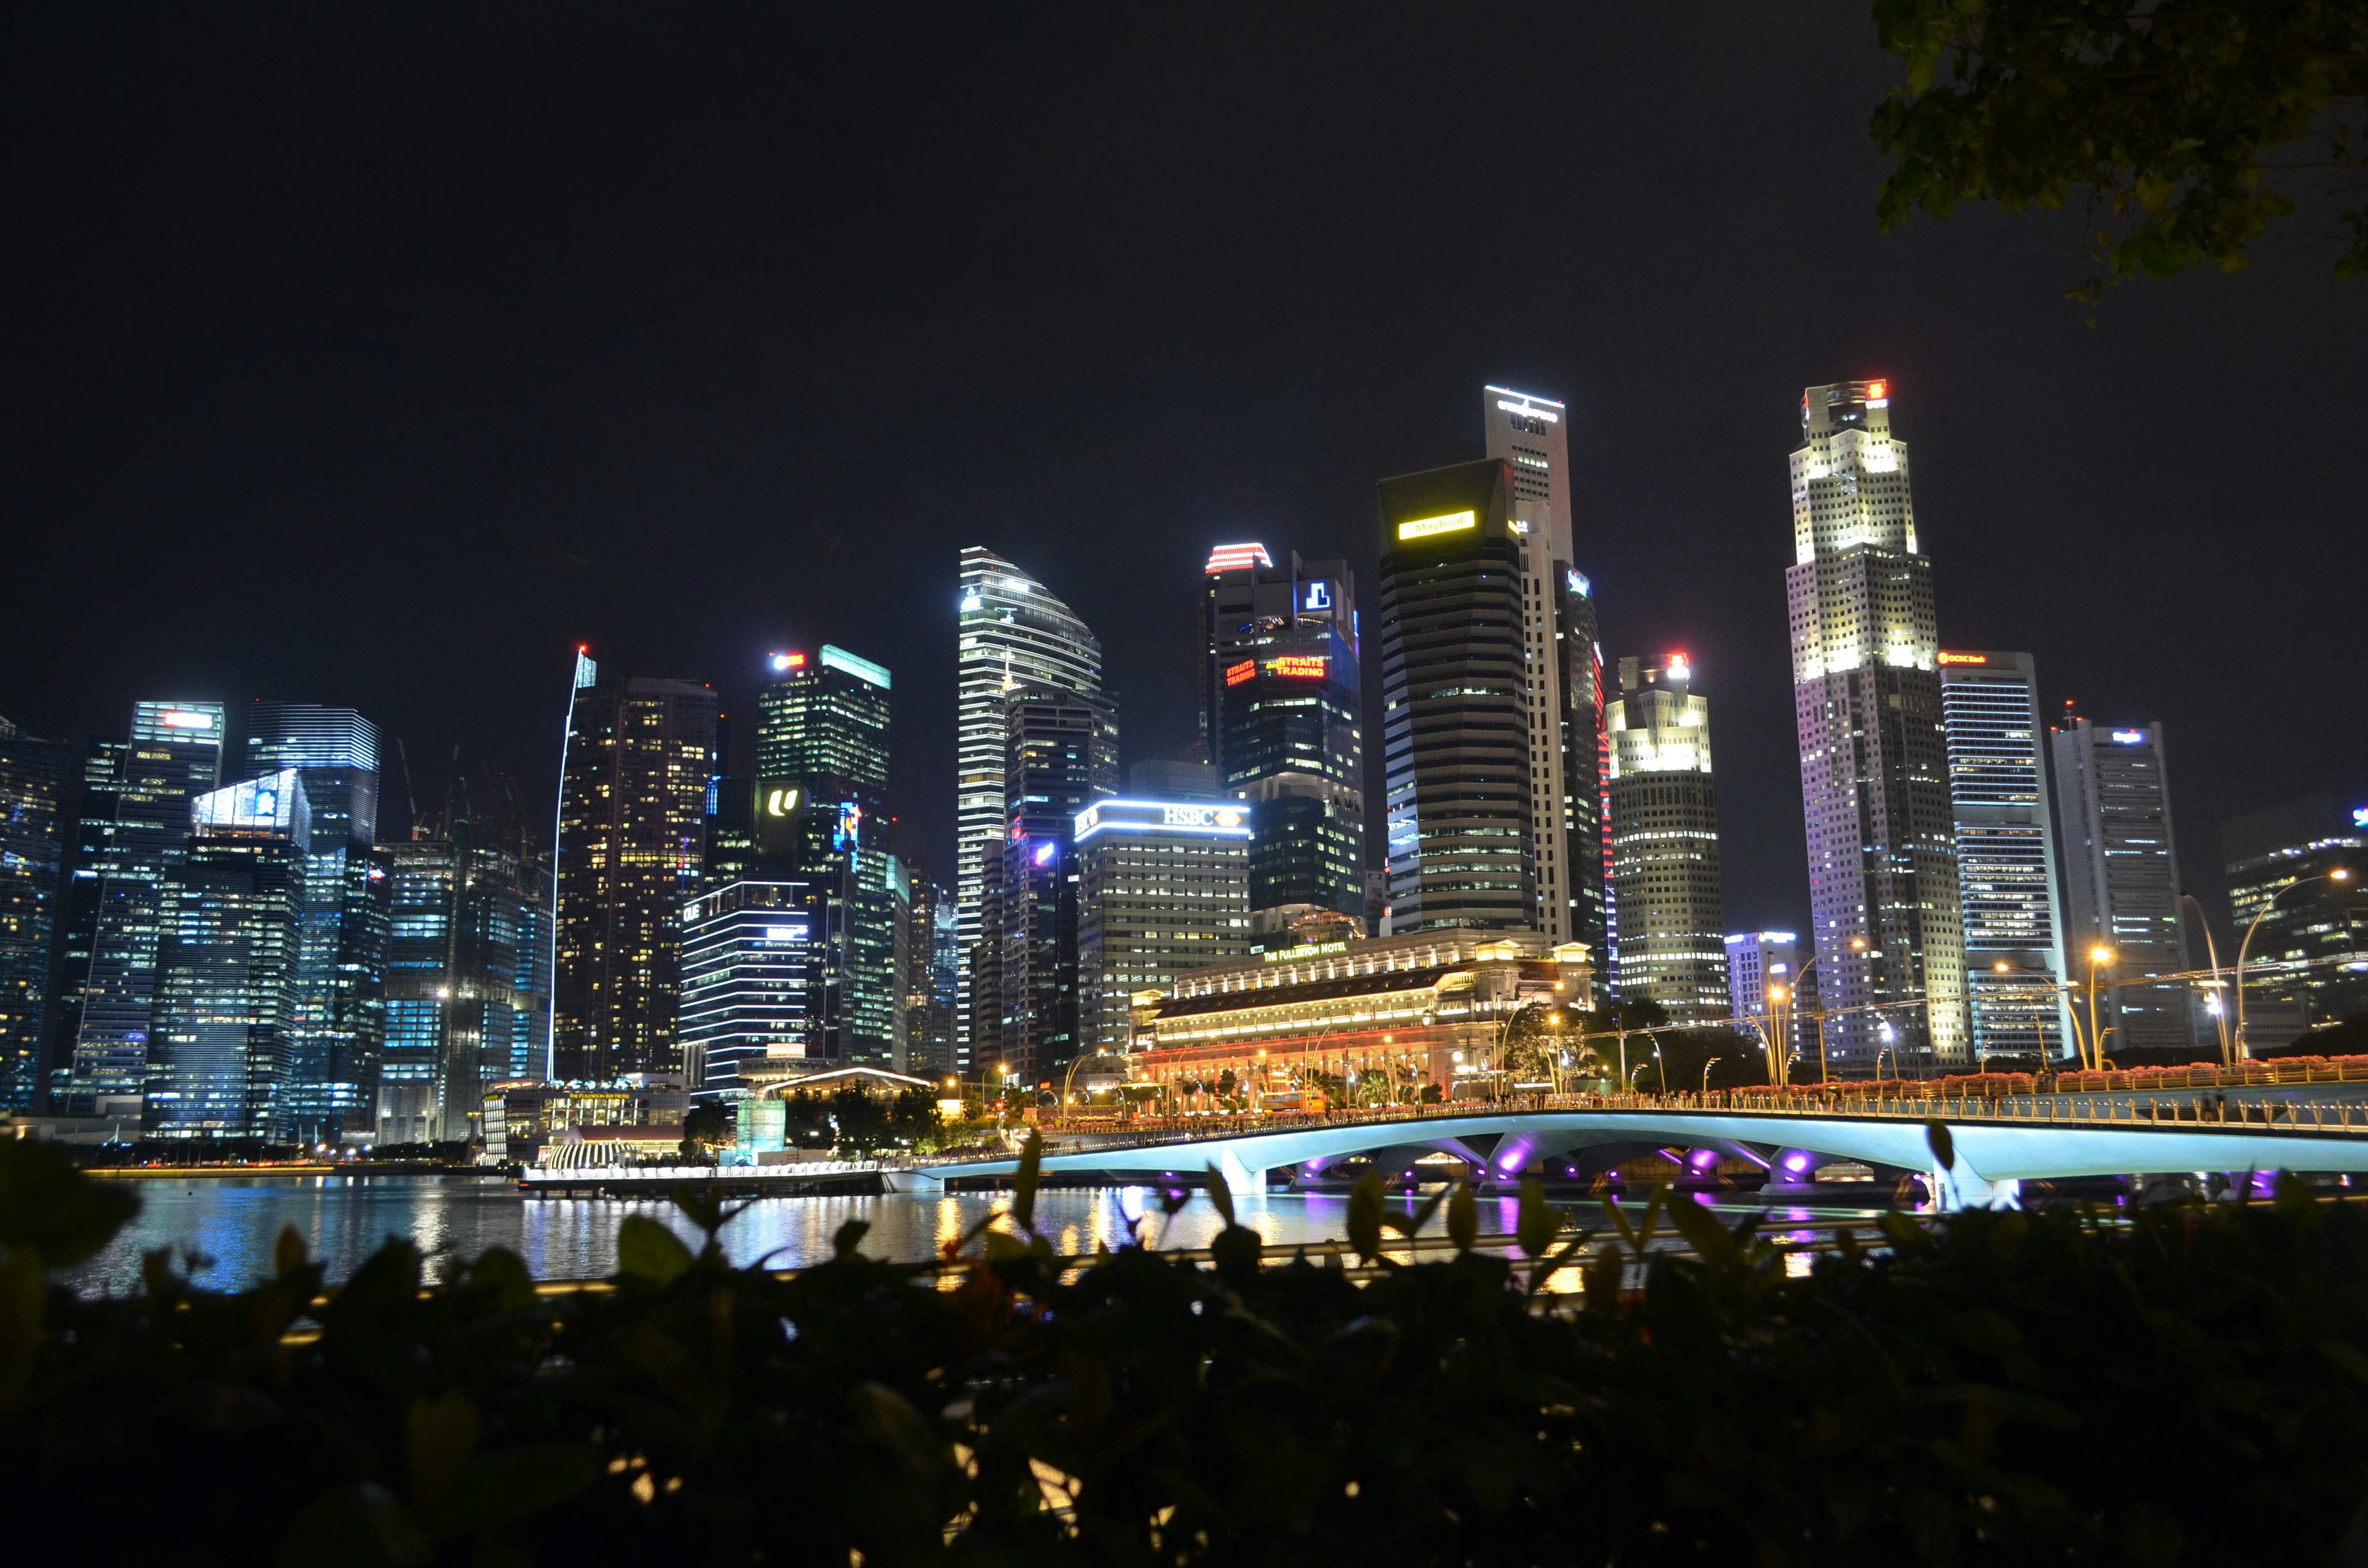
(2220, 794), (2367, 1039)
(0, 711), (72, 1112)
(554, 677), (719, 1082)
(1724, 930), (1799, 1030)
(1201, 545), (1363, 935)
(955, 549), (1104, 1073)
(44, 737), (127, 1106)
(757, 646), (898, 1064)
(678, 877), (826, 1102)
(1075, 797), (1252, 1053)
(378, 815), (550, 1143)
(1786, 380), (1969, 1066)
(1482, 387), (1608, 969)
(144, 771), (309, 1138)
(901, 872), (958, 1079)
(996, 688), (1118, 1086)
(1376, 459), (1534, 933)
(1939, 652), (2074, 1061)
(1606, 654), (1729, 1022)
(69, 700), (226, 1115)
(2050, 715), (2195, 1056)
(247, 702), (387, 1142)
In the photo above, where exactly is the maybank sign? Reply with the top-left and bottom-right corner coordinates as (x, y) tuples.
(1074, 800), (1251, 840)
(1397, 509), (1476, 542)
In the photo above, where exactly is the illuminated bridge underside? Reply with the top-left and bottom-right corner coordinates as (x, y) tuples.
(911, 1111), (2368, 1210)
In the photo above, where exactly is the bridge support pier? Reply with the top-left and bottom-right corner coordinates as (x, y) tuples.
(1933, 1162), (2021, 1212)
(881, 1169), (944, 1194)
(1211, 1146), (1264, 1209)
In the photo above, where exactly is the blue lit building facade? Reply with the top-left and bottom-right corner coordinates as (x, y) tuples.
(997, 688), (1118, 1087)
(247, 702), (388, 1143)
(143, 771), (310, 1138)
(68, 700), (226, 1117)
(679, 878), (825, 1101)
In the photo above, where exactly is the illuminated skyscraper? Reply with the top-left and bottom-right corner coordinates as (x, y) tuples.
(0, 712), (72, 1112)
(1201, 545), (1362, 937)
(1376, 459), (1534, 933)
(2050, 715), (2194, 1056)
(678, 877), (826, 1102)
(2220, 794), (2367, 1040)
(995, 688), (1118, 1087)
(757, 646), (898, 1065)
(1483, 387), (1608, 974)
(955, 549), (1104, 1073)
(44, 737), (128, 1106)
(554, 677), (719, 1082)
(144, 771), (309, 1138)
(1786, 380), (1968, 1065)
(1724, 930), (1801, 1046)
(1606, 655), (1729, 1022)
(247, 702), (387, 1142)
(1938, 652), (2074, 1060)
(1075, 798), (1252, 1052)
(68, 700), (226, 1115)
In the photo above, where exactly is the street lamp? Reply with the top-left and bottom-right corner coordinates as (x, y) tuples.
(2076, 946), (2115, 1073)
(2179, 890), (2234, 1066)
(2234, 868), (2353, 1059)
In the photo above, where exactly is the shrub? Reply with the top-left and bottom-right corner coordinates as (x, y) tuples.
(3, 1137), (2366, 1564)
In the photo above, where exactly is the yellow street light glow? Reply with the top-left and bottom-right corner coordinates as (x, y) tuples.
(1994, 961), (2010, 972)
(1396, 509), (1476, 541)
(2334, 868), (2353, 882)
(2091, 946), (2114, 963)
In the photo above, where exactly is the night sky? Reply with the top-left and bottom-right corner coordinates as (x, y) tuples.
(6, 4), (2362, 932)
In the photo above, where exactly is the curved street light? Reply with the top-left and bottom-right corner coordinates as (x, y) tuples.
(2179, 890), (2234, 1066)
(2074, 945), (2116, 1073)
(2233, 867), (2353, 1058)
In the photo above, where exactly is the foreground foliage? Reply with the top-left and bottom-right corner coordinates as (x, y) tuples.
(1871, 0), (2368, 305)
(4, 1139), (2368, 1565)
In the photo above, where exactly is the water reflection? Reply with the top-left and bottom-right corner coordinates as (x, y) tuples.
(62, 1175), (1878, 1297)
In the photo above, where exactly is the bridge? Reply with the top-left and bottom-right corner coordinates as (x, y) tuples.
(889, 1098), (2368, 1209)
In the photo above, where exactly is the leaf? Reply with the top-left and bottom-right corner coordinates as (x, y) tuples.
(1515, 1178), (1559, 1258)
(849, 1380), (942, 1479)
(278, 1482), (432, 1568)
(274, 1223), (310, 1279)
(1924, 1120), (1955, 1172)
(468, 1247), (537, 1313)
(1446, 1181), (1476, 1254)
(1384, 1184), (1449, 1239)
(616, 1215), (694, 1287)
(0, 1137), (139, 1267)
(833, 1218), (871, 1259)
(432, 1445), (602, 1537)
(406, 1390), (480, 1508)
(1013, 1131), (1044, 1233)
(1663, 1193), (1738, 1268)
(1204, 1162), (1236, 1227)
(1346, 1171), (1384, 1263)
(0, 1245), (43, 1360)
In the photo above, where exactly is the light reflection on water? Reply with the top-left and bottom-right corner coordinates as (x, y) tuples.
(62, 1175), (1875, 1297)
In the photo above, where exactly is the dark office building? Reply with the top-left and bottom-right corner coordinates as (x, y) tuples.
(68, 701), (226, 1116)
(554, 677), (720, 1082)
(1202, 546), (1364, 938)
(247, 702), (387, 1144)
(2221, 793), (2367, 1036)
(144, 772), (309, 1138)
(1376, 459), (1534, 933)
(1554, 569), (1611, 1003)
(902, 871), (958, 1080)
(0, 712), (72, 1112)
(44, 737), (126, 1106)
(998, 688), (1118, 1088)
(756, 646), (898, 1065)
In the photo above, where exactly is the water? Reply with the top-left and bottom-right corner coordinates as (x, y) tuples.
(62, 1175), (1877, 1297)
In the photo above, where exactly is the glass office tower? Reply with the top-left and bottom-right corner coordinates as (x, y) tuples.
(1606, 655), (1729, 1022)
(247, 702), (387, 1142)
(1376, 459), (1534, 934)
(377, 815), (552, 1144)
(2050, 714), (2195, 1056)
(955, 549), (1104, 1075)
(757, 646), (898, 1065)
(554, 676), (719, 1082)
(679, 877), (826, 1102)
(1785, 381), (1970, 1066)
(2219, 793), (2366, 1043)
(143, 771), (309, 1138)
(995, 688), (1118, 1088)
(1203, 546), (1365, 939)
(44, 737), (127, 1106)
(0, 712), (72, 1111)
(69, 700), (226, 1116)
(1938, 652), (2074, 1061)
